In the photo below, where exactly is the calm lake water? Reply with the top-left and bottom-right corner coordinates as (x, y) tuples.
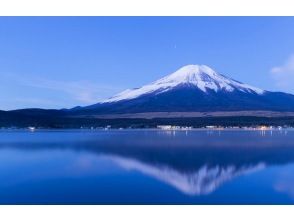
(0, 129), (294, 204)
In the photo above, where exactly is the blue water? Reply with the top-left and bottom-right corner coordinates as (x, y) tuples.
(0, 129), (294, 204)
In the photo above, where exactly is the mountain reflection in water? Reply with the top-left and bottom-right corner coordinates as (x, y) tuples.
(105, 154), (266, 195)
(0, 129), (294, 204)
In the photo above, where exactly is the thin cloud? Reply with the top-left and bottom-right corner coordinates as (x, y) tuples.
(22, 78), (117, 103)
(1, 73), (122, 105)
(271, 54), (294, 92)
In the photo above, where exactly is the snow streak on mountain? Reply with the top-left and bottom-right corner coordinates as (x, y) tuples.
(102, 65), (264, 103)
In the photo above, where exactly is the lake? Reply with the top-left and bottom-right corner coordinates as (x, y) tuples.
(0, 129), (294, 204)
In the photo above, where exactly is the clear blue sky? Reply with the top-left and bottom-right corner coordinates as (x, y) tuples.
(1, 17), (294, 110)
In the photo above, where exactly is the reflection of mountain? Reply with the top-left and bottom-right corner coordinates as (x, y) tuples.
(105, 155), (266, 195)
(1, 130), (294, 195)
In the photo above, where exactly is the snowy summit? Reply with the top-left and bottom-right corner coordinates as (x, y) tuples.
(102, 64), (264, 103)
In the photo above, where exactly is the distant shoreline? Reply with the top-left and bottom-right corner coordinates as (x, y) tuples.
(73, 111), (294, 119)
(1, 126), (294, 131)
(2, 110), (294, 128)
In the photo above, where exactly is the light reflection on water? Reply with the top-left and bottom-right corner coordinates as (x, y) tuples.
(0, 129), (294, 204)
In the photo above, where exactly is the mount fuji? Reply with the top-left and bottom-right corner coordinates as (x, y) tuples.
(73, 64), (294, 117)
(3, 64), (294, 128)
(102, 65), (265, 103)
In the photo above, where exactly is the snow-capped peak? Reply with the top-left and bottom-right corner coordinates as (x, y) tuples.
(102, 64), (264, 103)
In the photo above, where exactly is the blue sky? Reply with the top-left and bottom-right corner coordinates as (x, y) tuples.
(1, 17), (294, 110)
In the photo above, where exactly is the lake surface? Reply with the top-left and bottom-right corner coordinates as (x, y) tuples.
(0, 129), (294, 204)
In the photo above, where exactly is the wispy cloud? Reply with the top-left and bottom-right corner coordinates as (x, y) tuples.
(1, 72), (122, 106)
(22, 77), (119, 103)
(271, 54), (294, 92)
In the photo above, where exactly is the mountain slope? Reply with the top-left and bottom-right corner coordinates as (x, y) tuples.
(75, 64), (294, 115)
(102, 65), (264, 103)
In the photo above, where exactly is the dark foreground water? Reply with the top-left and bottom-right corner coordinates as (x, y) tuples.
(0, 129), (294, 204)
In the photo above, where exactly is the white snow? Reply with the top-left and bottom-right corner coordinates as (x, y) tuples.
(102, 64), (265, 103)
